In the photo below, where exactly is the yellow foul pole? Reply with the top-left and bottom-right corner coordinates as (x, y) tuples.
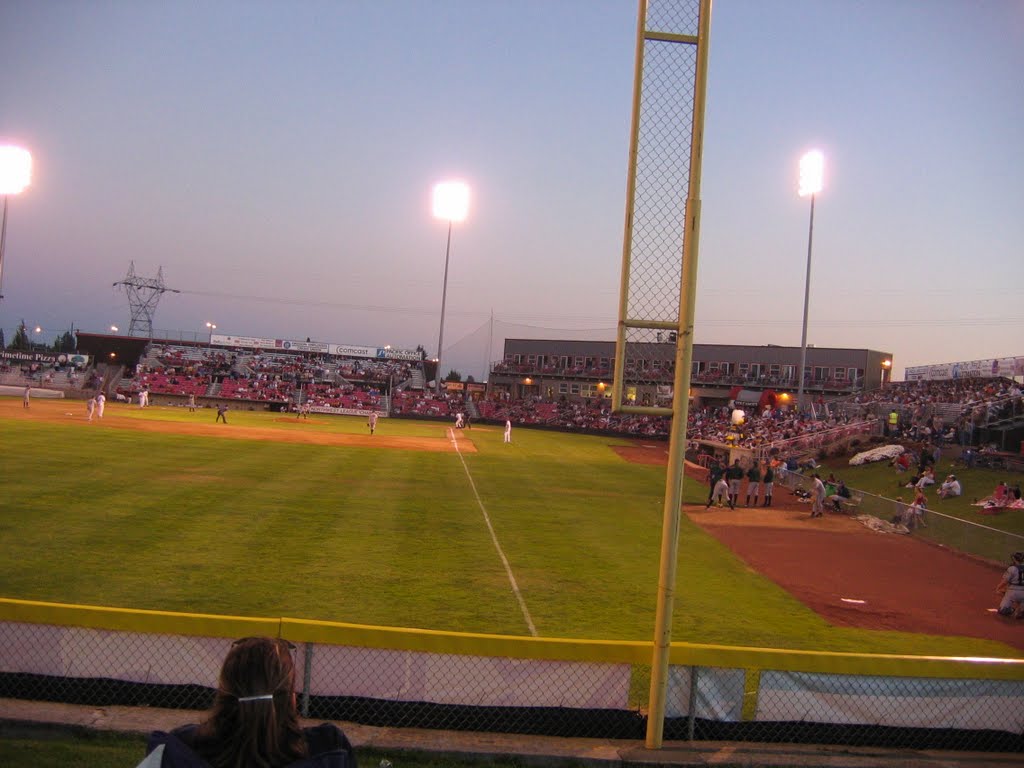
(645, 0), (713, 749)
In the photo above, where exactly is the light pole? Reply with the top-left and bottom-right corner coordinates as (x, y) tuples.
(431, 180), (470, 394)
(796, 150), (823, 414)
(206, 321), (217, 342)
(0, 145), (33, 302)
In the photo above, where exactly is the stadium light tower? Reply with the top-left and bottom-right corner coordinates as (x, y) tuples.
(796, 150), (823, 413)
(432, 180), (470, 394)
(0, 145), (33, 302)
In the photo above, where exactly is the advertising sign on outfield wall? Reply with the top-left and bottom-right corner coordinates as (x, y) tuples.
(308, 405), (382, 417)
(211, 334), (278, 350)
(213, 335), (420, 361)
(905, 356), (1024, 382)
(328, 344), (376, 358)
(275, 339), (328, 353)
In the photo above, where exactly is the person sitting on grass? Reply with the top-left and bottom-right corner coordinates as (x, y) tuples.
(987, 481), (1009, 508)
(893, 451), (912, 473)
(828, 479), (852, 512)
(915, 467), (936, 489)
(937, 474), (961, 499)
(144, 636), (356, 768)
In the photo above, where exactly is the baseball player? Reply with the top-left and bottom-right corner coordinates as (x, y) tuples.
(745, 461), (762, 507)
(810, 473), (826, 518)
(96, 391), (106, 418)
(504, 418), (512, 444)
(368, 411), (378, 435)
(725, 459), (744, 508)
(708, 476), (732, 509)
(762, 463), (775, 506)
(86, 396), (96, 422)
(997, 551), (1024, 619)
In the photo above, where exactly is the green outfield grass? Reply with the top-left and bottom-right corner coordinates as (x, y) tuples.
(1, 399), (1020, 658)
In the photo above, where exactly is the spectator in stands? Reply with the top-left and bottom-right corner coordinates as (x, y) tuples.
(937, 474), (962, 499)
(144, 636), (356, 767)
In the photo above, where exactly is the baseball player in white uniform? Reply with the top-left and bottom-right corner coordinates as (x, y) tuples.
(810, 474), (826, 518)
(504, 419), (512, 443)
(96, 392), (106, 418)
(86, 397), (96, 422)
(368, 412), (378, 435)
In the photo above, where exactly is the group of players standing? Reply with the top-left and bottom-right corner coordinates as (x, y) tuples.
(705, 458), (775, 510)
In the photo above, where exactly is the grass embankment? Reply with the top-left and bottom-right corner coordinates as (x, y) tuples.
(0, 733), (509, 768)
(817, 448), (1024, 536)
(0, 402), (1017, 657)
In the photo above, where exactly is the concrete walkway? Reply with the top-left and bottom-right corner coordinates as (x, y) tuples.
(1, 698), (1019, 768)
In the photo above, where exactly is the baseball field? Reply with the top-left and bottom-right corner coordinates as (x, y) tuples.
(2, 396), (1021, 658)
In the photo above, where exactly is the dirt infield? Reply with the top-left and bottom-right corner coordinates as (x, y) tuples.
(612, 440), (1021, 650)
(2, 398), (474, 453)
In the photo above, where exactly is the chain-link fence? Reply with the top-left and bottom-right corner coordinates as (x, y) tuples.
(614, 0), (704, 412)
(1, 602), (1021, 751)
(851, 491), (1024, 566)
(772, 471), (1024, 566)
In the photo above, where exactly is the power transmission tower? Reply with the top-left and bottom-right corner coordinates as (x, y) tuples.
(113, 261), (180, 337)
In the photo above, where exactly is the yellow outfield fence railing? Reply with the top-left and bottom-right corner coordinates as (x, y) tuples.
(1, 598), (1022, 752)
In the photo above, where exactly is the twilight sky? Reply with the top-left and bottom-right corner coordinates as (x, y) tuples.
(1, 0), (1021, 381)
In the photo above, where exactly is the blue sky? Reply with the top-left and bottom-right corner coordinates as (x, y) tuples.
(1, 0), (1021, 381)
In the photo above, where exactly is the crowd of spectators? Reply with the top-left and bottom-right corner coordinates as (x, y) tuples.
(391, 390), (462, 418)
(846, 378), (1024, 447)
(116, 343), (417, 406)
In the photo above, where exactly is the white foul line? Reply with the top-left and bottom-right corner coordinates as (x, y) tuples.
(448, 428), (538, 637)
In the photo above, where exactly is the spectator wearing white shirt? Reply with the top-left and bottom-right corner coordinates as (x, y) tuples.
(938, 475), (961, 499)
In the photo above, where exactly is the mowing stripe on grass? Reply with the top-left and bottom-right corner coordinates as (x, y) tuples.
(449, 428), (538, 637)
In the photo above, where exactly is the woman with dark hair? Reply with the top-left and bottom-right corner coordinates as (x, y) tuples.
(145, 637), (356, 768)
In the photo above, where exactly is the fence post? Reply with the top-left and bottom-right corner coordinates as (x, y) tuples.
(301, 642), (314, 717)
(687, 665), (699, 741)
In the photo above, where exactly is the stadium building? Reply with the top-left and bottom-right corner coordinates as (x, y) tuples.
(488, 339), (893, 409)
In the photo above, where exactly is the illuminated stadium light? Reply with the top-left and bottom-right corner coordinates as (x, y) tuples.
(798, 150), (824, 197)
(0, 144), (33, 301)
(796, 149), (825, 411)
(0, 145), (32, 195)
(432, 181), (470, 222)
(432, 180), (471, 393)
